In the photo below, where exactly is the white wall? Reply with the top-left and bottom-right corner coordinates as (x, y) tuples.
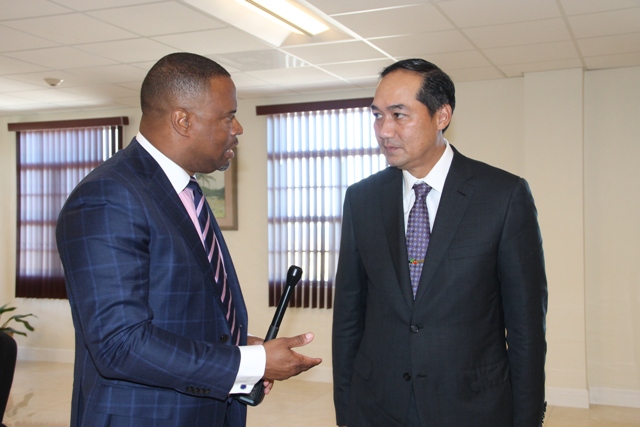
(1, 66), (639, 408)
(584, 67), (640, 408)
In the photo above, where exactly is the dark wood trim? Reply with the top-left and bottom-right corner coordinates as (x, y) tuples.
(256, 98), (373, 116)
(8, 116), (129, 132)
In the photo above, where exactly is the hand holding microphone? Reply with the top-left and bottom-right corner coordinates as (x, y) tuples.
(236, 266), (322, 406)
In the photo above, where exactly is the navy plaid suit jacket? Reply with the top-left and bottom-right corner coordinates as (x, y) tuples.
(57, 138), (249, 427)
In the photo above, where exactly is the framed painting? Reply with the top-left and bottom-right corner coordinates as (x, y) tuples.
(195, 158), (238, 230)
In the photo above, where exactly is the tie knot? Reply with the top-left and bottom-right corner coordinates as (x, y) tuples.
(413, 182), (431, 200)
(186, 177), (202, 195)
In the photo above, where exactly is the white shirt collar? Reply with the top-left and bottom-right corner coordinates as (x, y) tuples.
(136, 132), (191, 193)
(402, 139), (454, 200)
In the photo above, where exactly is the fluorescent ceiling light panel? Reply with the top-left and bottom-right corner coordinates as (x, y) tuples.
(185, 0), (290, 46)
(244, 0), (329, 37)
(184, 0), (328, 47)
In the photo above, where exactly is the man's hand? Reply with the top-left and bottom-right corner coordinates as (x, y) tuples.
(263, 332), (322, 380)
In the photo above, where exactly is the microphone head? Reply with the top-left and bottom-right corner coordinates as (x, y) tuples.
(286, 265), (303, 288)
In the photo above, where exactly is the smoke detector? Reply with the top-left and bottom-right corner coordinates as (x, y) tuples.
(44, 78), (63, 87)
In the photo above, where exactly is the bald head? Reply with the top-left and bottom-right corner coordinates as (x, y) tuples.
(140, 52), (230, 116)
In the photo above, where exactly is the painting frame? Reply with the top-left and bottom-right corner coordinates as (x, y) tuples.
(196, 158), (238, 230)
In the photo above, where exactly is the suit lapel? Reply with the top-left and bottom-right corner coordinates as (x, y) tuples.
(379, 168), (415, 308)
(414, 148), (475, 305)
(126, 139), (215, 282)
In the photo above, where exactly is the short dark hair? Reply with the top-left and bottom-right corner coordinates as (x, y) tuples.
(381, 59), (456, 119)
(140, 52), (230, 115)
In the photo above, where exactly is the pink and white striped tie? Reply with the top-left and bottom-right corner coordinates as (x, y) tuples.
(185, 177), (239, 345)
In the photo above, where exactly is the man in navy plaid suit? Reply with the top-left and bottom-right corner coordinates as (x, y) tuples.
(56, 52), (321, 427)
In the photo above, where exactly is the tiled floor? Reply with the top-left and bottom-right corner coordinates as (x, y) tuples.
(3, 361), (640, 426)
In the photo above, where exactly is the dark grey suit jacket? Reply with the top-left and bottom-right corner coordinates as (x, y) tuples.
(332, 147), (547, 427)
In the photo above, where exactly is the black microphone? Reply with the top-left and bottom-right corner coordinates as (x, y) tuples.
(236, 265), (303, 406)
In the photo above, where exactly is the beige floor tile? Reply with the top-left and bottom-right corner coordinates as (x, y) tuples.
(4, 361), (640, 427)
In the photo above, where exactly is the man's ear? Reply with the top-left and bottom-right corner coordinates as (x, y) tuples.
(172, 109), (190, 137)
(436, 105), (452, 131)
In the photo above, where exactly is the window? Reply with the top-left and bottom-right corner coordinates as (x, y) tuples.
(9, 117), (128, 299)
(261, 99), (386, 308)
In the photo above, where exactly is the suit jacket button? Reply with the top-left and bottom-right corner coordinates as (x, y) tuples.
(403, 373), (411, 381)
(410, 325), (419, 333)
(220, 334), (229, 343)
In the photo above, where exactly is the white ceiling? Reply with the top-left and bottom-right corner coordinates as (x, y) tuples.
(1, 0), (639, 116)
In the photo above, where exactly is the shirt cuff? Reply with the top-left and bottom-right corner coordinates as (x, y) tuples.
(230, 344), (266, 394)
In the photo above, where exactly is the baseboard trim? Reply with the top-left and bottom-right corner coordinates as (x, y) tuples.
(590, 387), (640, 408)
(546, 386), (590, 408)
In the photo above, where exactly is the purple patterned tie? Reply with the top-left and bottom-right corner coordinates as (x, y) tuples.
(186, 178), (239, 345)
(406, 182), (432, 298)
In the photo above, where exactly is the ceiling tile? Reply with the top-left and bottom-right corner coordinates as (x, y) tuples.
(579, 33), (640, 57)
(228, 72), (271, 89)
(332, 4), (452, 38)
(2, 70), (83, 89)
(0, 93), (43, 108)
(0, 56), (48, 75)
(212, 50), (308, 72)
(584, 52), (640, 69)
(448, 66), (504, 82)
(345, 75), (379, 89)
(51, 0), (159, 10)
(60, 84), (139, 99)
(0, 77), (43, 92)
(369, 30), (474, 57)
(438, 0), (561, 27)
(88, 2), (226, 37)
(64, 64), (149, 85)
(283, 41), (385, 64)
(153, 28), (271, 55)
(569, 8), (640, 38)
(463, 19), (571, 49)
(9, 89), (91, 103)
(400, 50), (492, 71)
(0, 25), (59, 53)
(3, 14), (138, 44)
(308, 0), (421, 15)
(0, 0), (71, 19)
(559, 0), (640, 16)
(245, 66), (341, 85)
(74, 39), (177, 63)
(484, 41), (579, 65)
(5, 47), (117, 69)
(498, 58), (584, 77)
(319, 59), (394, 79)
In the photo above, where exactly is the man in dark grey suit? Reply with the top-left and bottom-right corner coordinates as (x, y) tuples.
(332, 59), (547, 426)
(57, 52), (321, 427)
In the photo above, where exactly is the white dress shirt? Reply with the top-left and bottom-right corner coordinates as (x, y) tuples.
(402, 140), (454, 232)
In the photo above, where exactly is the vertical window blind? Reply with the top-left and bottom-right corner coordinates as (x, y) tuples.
(10, 117), (127, 299)
(267, 106), (386, 308)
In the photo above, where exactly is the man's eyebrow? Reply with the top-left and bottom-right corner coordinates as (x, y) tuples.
(370, 103), (407, 111)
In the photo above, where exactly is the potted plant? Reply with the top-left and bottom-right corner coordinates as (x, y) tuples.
(0, 303), (36, 336)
